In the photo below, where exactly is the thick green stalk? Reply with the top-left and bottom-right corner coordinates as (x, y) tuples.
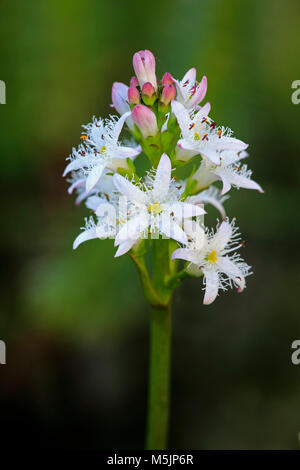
(146, 239), (173, 449)
(146, 303), (171, 450)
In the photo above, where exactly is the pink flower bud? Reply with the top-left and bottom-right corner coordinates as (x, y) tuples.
(112, 82), (129, 115)
(130, 76), (139, 88)
(131, 105), (158, 138)
(161, 72), (173, 85)
(142, 82), (155, 97)
(161, 84), (176, 106)
(128, 86), (140, 105)
(141, 82), (156, 105)
(132, 50), (157, 90)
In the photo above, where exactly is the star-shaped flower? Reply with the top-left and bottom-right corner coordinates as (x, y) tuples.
(112, 153), (206, 257)
(172, 100), (248, 165)
(173, 68), (208, 110)
(172, 219), (251, 304)
(192, 150), (263, 195)
(63, 112), (141, 194)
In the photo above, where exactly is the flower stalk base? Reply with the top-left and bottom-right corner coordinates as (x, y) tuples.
(146, 303), (171, 450)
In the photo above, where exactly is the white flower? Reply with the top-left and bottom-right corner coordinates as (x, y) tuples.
(173, 68), (208, 110)
(63, 112), (141, 194)
(112, 153), (206, 257)
(172, 100), (248, 165)
(172, 219), (251, 305)
(193, 150), (263, 195)
(187, 186), (229, 220)
(67, 169), (116, 205)
(73, 199), (118, 250)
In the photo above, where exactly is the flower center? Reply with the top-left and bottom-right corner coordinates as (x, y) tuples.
(194, 132), (201, 141)
(207, 250), (218, 263)
(100, 145), (106, 154)
(148, 202), (162, 214)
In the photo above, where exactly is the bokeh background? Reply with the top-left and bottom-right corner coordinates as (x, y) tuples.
(1, 0), (300, 450)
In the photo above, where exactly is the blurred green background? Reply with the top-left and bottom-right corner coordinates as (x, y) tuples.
(0, 0), (300, 449)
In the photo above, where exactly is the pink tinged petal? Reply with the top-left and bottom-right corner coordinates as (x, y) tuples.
(113, 173), (147, 204)
(153, 153), (171, 196)
(114, 239), (136, 257)
(160, 216), (188, 245)
(189, 75), (207, 107)
(68, 178), (86, 194)
(161, 72), (173, 85)
(203, 269), (219, 305)
(133, 50), (157, 90)
(128, 86), (140, 105)
(142, 82), (155, 98)
(130, 76), (139, 87)
(182, 67), (197, 84)
(131, 105), (158, 138)
(115, 215), (148, 246)
(85, 165), (105, 194)
(75, 191), (89, 205)
(143, 50), (157, 89)
(171, 248), (200, 264)
(111, 82), (129, 115)
(73, 227), (97, 250)
(133, 52), (148, 87)
(218, 257), (246, 292)
(211, 221), (232, 251)
(161, 84), (176, 105)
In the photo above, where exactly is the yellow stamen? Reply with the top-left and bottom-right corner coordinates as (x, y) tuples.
(194, 132), (201, 141)
(207, 250), (218, 263)
(148, 202), (162, 214)
(100, 145), (106, 154)
(80, 135), (87, 139)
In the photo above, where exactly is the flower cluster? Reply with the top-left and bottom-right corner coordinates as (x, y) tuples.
(63, 49), (263, 305)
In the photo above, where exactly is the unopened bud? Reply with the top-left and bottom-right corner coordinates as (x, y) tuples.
(161, 84), (176, 106)
(128, 86), (140, 105)
(130, 76), (139, 88)
(141, 82), (156, 105)
(132, 50), (157, 90)
(131, 104), (158, 138)
(161, 72), (173, 86)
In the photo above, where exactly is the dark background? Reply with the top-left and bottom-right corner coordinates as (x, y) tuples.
(0, 0), (300, 449)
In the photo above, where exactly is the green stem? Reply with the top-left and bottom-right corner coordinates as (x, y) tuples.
(146, 239), (173, 449)
(146, 303), (171, 450)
